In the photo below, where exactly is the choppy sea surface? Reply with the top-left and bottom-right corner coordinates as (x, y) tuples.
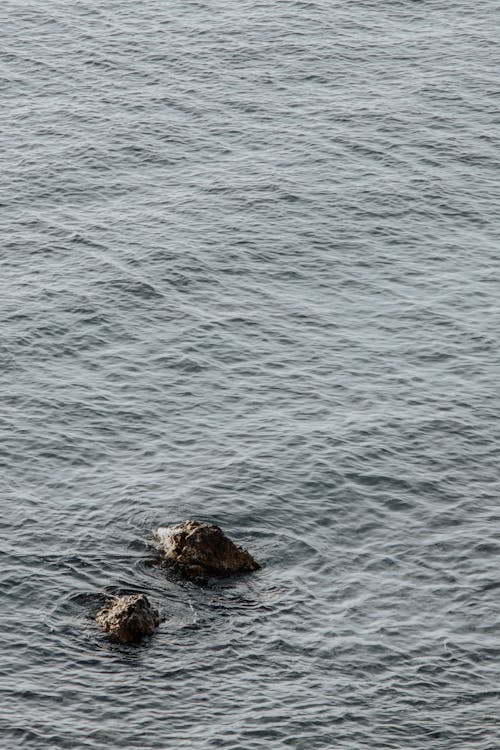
(1, 1), (500, 748)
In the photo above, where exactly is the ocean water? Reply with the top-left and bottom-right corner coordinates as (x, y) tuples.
(1, 1), (500, 748)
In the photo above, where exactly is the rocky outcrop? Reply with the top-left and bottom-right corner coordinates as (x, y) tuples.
(96, 593), (161, 643)
(154, 520), (260, 579)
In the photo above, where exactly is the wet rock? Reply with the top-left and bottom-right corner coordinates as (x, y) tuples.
(154, 520), (260, 579)
(96, 593), (161, 643)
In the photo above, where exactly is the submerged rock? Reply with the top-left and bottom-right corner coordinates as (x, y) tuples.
(154, 520), (260, 578)
(96, 593), (161, 643)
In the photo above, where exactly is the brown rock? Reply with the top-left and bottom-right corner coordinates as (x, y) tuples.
(154, 520), (260, 578)
(96, 593), (161, 643)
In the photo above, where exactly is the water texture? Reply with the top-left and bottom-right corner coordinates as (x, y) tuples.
(1, 1), (499, 748)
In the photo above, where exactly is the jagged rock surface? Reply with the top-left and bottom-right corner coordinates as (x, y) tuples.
(96, 593), (161, 643)
(154, 520), (260, 578)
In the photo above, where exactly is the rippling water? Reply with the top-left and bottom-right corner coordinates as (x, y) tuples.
(2, 1), (500, 747)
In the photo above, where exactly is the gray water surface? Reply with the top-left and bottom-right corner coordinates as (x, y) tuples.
(1, 1), (500, 748)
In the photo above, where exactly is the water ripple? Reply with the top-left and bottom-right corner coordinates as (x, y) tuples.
(1, 0), (499, 747)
